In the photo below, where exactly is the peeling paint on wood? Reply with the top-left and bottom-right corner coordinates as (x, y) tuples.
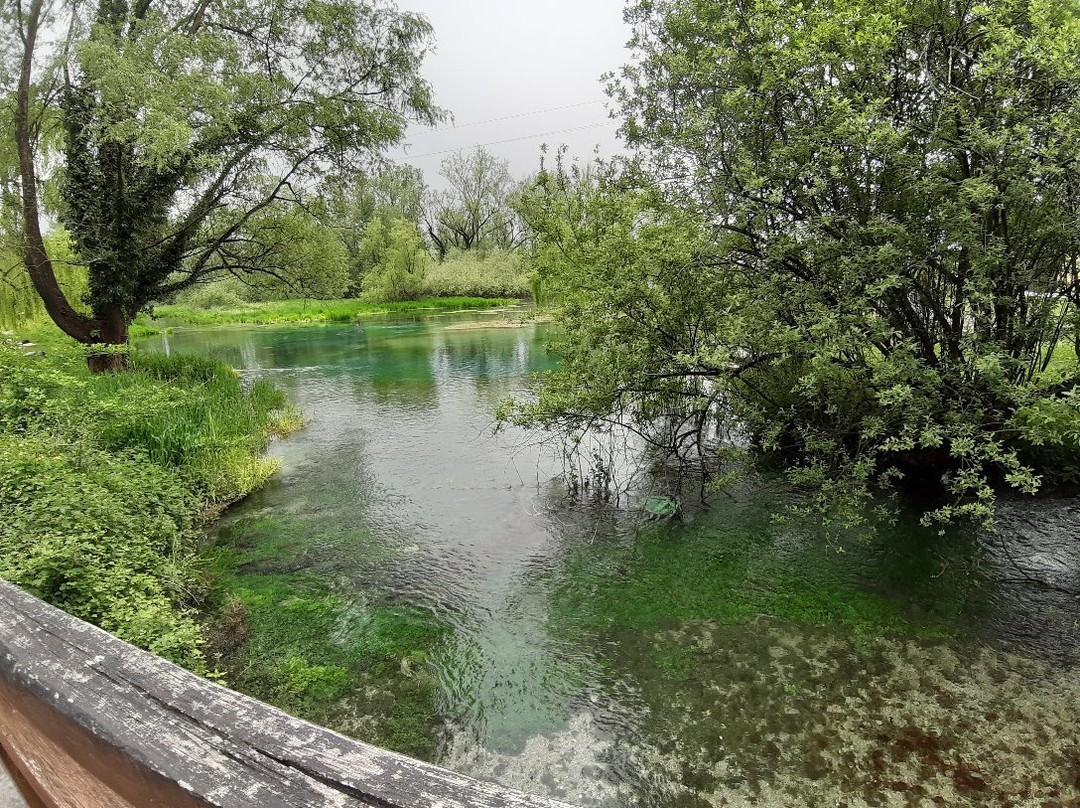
(0, 580), (580, 808)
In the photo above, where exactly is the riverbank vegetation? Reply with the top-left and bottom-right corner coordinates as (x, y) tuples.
(148, 296), (517, 327)
(9, 0), (442, 359)
(7, 0), (535, 354)
(0, 329), (298, 672)
(509, 0), (1080, 529)
(0, 315), (451, 753)
(422, 250), (531, 299)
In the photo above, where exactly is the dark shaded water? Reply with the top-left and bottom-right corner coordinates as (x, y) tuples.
(141, 310), (1080, 807)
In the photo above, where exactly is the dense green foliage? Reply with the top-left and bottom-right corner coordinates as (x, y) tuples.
(513, 160), (738, 461)
(10, 0), (440, 346)
(0, 433), (207, 667)
(0, 334), (296, 670)
(421, 249), (532, 299)
(358, 217), (432, 302)
(154, 151), (535, 308)
(515, 0), (1080, 526)
(326, 164), (427, 296)
(194, 208), (352, 302)
(325, 152), (531, 301)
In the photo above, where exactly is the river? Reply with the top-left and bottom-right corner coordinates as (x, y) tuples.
(140, 308), (1080, 807)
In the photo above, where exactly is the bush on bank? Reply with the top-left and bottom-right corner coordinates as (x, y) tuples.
(0, 334), (297, 672)
(420, 249), (531, 299)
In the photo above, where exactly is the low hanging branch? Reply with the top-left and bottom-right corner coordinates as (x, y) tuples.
(11, 0), (444, 370)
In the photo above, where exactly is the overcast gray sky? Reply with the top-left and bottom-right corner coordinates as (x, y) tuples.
(392, 0), (631, 185)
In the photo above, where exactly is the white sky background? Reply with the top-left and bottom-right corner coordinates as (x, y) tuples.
(391, 0), (631, 187)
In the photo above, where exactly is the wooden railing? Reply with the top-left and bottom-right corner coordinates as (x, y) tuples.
(0, 579), (579, 808)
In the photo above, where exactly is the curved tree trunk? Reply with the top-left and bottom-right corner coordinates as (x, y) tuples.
(15, 0), (121, 372)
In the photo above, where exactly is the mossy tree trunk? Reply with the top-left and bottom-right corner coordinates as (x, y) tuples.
(85, 306), (131, 372)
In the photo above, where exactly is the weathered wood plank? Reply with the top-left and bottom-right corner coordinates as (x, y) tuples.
(0, 686), (136, 808)
(0, 579), (580, 808)
(0, 747), (38, 808)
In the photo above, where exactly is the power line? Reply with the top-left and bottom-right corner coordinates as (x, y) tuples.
(402, 122), (615, 160)
(421, 100), (606, 132)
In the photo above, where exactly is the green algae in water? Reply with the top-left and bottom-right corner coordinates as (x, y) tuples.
(605, 621), (1080, 807)
(214, 569), (447, 759)
(142, 318), (1080, 807)
(209, 502), (449, 759)
(473, 491), (1061, 806)
(543, 499), (980, 640)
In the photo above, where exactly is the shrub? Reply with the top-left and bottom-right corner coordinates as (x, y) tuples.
(0, 435), (208, 671)
(422, 249), (531, 299)
(1010, 393), (1080, 486)
(0, 338), (297, 671)
(174, 280), (247, 309)
(360, 218), (431, 303)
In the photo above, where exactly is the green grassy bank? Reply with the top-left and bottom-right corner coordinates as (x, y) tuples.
(0, 328), (298, 672)
(147, 296), (518, 327)
(0, 324), (448, 757)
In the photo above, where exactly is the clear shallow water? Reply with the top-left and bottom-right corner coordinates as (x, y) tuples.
(141, 310), (1080, 807)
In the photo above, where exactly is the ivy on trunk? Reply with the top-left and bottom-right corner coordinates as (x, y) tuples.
(12, 0), (443, 369)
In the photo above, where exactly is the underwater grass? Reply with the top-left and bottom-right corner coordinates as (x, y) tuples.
(210, 563), (447, 758)
(545, 509), (978, 644)
(203, 497), (448, 759)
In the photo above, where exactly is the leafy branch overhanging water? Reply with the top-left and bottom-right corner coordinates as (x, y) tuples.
(507, 0), (1080, 530)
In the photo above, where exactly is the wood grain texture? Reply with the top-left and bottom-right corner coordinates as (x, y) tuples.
(0, 579), (581, 808)
(0, 746), (37, 808)
(0, 688), (136, 808)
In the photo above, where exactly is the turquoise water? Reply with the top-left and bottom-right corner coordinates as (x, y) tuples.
(141, 309), (1080, 807)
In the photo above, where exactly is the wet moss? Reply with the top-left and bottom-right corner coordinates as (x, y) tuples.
(209, 540), (447, 759)
(547, 516), (975, 641)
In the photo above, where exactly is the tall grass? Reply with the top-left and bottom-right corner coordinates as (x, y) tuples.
(0, 329), (299, 672)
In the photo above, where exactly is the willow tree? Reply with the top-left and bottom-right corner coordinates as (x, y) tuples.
(424, 147), (527, 260)
(325, 163), (426, 294)
(12, 0), (440, 368)
(518, 0), (1080, 525)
